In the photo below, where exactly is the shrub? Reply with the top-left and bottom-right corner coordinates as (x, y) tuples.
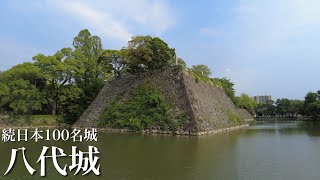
(227, 110), (243, 124)
(100, 84), (178, 131)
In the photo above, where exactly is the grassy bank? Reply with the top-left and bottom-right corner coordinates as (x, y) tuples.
(0, 115), (59, 127)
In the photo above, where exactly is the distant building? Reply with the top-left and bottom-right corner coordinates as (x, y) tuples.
(253, 95), (272, 104)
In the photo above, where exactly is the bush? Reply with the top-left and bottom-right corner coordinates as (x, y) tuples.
(235, 93), (257, 114)
(189, 70), (211, 84)
(100, 84), (178, 131)
(1, 115), (59, 126)
(227, 110), (243, 124)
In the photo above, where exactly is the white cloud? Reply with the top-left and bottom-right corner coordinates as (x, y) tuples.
(47, 0), (176, 43)
(201, 0), (320, 58)
(109, 0), (176, 35)
(199, 0), (320, 98)
(1, 0), (176, 71)
(50, 1), (131, 43)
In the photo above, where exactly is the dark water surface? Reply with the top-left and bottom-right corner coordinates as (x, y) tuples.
(1, 120), (320, 180)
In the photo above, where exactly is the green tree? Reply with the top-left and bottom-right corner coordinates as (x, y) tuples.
(98, 49), (128, 77)
(126, 36), (175, 74)
(7, 80), (46, 114)
(304, 91), (320, 119)
(0, 62), (45, 88)
(0, 82), (10, 108)
(0, 63), (47, 114)
(29, 29), (111, 121)
(191, 64), (212, 77)
(215, 78), (235, 102)
(33, 48), (79, 115)
(236, 93), (256, 114)
(255, 101), (276, 117)
(66, 29), (112, 121)
(275, 98), (294, 117)
(291, 100), (304, 116)
(176, 58), (187, 69)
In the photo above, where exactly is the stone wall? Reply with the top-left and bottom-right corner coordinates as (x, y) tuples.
(182, 71), (251, 132)
(74, 67), (252, 134)
(236, 108), (254, 121)
(74, 67), (192, 128)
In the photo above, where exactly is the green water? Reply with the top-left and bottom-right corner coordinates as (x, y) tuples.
(1, 120), (320, 180)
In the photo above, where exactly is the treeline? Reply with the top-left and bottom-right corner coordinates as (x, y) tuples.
(255, 91), (320, 120)
(2, 29), (315, 123)
(0, 29), (180, 123)
(0, 29), (222, 123)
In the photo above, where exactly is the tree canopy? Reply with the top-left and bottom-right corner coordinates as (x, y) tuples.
(236, 93), (257, 114)
(1, 28), (318, 124)
(0, 30), (179, 123)
(254, 91), (319, 119)
(126, 36), (176, 74)
(191, 64), (212, 77)
(304, 91), (320, 119)
(215, 78), (236, 103)
(98, 49), (128, 77)
(0, 63), (47, 114)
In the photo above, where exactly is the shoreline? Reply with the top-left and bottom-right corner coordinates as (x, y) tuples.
(0, 124), (250, 136)
(254, 117), (312, 121)
(95, 124), (250, 136)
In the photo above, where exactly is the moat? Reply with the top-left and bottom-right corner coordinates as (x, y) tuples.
(1, 119), (320, 180)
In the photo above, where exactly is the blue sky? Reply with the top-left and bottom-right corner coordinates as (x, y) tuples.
(0, 0), (319, 100)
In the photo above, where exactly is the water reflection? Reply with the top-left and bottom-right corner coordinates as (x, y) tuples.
(1, 120), (320, 180)
(254, 120), (320, 137)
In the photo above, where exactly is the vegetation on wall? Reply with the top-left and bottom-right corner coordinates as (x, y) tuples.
(99, 84), (179, 131)
(191, 64), (212, 77)
(214, 78), (236, 103)
(227, 110), (243, 124)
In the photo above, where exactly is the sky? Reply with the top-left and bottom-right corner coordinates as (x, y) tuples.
(0, 0), (319, 100)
